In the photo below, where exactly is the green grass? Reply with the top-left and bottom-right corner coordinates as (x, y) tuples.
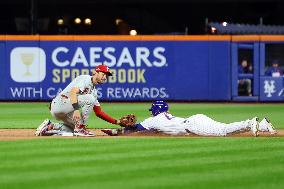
(0, 103), (284, 189)
(0, 102), (283, 129)
(0, 138), (284, 189)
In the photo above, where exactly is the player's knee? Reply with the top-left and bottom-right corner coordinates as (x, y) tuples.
(54, 112), (67, 121)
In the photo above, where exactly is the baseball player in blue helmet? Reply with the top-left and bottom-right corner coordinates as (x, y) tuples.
(102, 100), (277, 136)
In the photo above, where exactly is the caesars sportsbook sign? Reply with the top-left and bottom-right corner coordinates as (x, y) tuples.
(5, 41), (172, 100)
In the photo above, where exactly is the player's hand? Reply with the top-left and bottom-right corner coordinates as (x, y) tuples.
(72, 110), (81, 123)
(118, 114), (137, 127)
(116, 119), (121, 125)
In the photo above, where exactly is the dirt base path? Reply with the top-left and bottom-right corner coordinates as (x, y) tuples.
(0, 129), (284, 141)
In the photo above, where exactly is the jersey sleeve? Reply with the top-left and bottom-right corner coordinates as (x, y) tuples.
(139, 117), (155, 130)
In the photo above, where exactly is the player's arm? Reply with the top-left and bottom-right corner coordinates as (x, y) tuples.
(130, 123), (146, 131)
(70, 87), (81, 122)
(93, 105), (120, 125)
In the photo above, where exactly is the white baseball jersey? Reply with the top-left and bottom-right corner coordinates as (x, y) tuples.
(139, 112), (252, 136)
(140, 112), (186, 134)
(60, 75), (99, 105)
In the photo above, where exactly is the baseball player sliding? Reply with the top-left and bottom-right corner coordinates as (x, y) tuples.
(102, 101), (277, 137)
(35, 65), (127, 137)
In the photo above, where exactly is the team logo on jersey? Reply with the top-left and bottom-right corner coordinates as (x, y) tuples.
(264, 80), (276, 97)
(10, 47), (46, 83)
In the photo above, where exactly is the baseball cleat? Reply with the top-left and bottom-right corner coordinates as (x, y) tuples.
(74, 125), (95, 137)
(55, 131), (74, 137)
(260, 118), (277, 135)
(35, 119), (51, 136)
(250, 117), (260, 137)
(101, 129), (118, 136)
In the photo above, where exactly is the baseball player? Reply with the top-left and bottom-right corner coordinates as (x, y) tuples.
(102, 101), (277, 136)
(35, 65), (123, 137)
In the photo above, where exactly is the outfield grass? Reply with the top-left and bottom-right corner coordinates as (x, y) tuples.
(0, 137), (283, 189)
(0, 102), (283, 129)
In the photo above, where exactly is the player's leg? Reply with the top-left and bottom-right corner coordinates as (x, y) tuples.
(184, 114), (259, 136)
(50, 96), (74, 117)
(224, 117), (259, 136)
(77, 94), (96, 125)
(35, 118), (73, 136)
(38, 95), (94, 136)
(72, 94), (96, 136)
(49, 96), (76, 135)
(54, 94), (95, 136)
(259, 117), (277, 134)
(184, 114), (226, 136)
(35, 96), (72, 136)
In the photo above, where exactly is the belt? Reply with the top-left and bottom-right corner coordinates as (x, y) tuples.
(61, 94), (69, 99)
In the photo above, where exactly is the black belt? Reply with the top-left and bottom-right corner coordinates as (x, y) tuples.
(61, 94), (68, 99)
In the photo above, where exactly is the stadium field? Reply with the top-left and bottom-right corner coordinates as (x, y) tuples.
(0, 102), (284, 189)
(1, 102), (284, 129)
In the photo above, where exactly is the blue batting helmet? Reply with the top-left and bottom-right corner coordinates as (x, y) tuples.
(149, 101), (169, 116)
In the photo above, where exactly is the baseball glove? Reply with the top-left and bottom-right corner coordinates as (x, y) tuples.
(118, 114), (137, 127)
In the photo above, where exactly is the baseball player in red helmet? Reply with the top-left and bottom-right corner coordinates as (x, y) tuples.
(35, 65), (122, 137)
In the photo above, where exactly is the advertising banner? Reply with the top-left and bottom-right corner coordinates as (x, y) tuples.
(0, 38), (231, 101)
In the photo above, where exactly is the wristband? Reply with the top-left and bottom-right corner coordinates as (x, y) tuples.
(72, 102), (80, 110)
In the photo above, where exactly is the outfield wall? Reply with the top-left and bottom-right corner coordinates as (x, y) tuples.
(0, 35), (283, 101)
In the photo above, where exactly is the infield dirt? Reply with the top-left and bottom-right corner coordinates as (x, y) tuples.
(0, 129), (283, 141)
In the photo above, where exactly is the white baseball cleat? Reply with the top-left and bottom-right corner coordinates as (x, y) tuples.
(74, 125), (95, 137)
(55, 131), (75, 137)
(260, 118), (277, 135)
(249, 117), (260, 137)
(35, 119), (51, 136)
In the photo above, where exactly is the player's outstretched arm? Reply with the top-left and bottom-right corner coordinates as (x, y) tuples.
(93, 105), (118, 124)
